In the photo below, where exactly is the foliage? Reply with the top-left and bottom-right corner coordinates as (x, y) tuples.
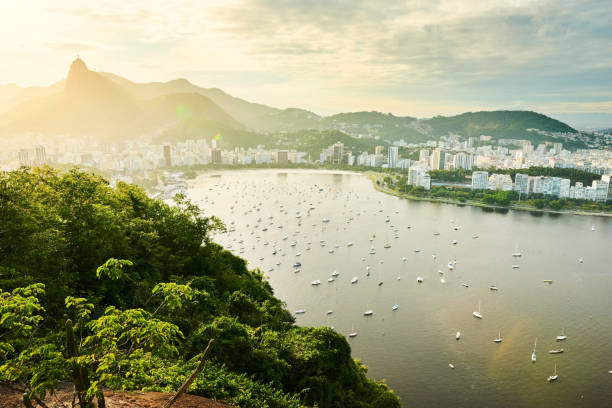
(0, 167), (400, 407)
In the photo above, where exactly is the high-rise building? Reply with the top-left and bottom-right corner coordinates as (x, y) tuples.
(471, 171), (488, 190)
(418, 149), (430, 162)
(602, 175), (612, 201)
(18, 149), (31, 167)
(35, 146), (47, 165)
(429, 149), (445, 170)
(211, 148), (222, 164)
(514, 173), (529, 195)
(332, 142), (344, 164)
(453, 152), (474, 170)
(276, 150), (288, 165)
(592, 180), (610, 202)
(387, 146), (399, 168)
(375, 146), (384, 155)
(163, 145), (172, 167)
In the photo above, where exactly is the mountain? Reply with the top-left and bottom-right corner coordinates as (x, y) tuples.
(0, 59), (244, 140)
(0, 58), (584, 148)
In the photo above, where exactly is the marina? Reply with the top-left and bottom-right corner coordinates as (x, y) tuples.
(186, 169), (612, 408)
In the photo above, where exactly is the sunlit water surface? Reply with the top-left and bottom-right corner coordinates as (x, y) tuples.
(186, 169), (612, 408)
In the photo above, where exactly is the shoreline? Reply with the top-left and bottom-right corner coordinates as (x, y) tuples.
(366, 173), (612, 218)
(173, 165), (611, 218)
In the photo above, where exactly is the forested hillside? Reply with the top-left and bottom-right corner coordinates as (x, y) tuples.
(0, 167), (400, 408)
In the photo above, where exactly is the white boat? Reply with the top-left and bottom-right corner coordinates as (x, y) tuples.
(440, 277), (445, 284)
(454, 226), (460, 230)
(366, 265), (371, 271)
(322, 218), (330, 223)
(532, 338), (537, 362)
(549, 348), (564, 354)
(296, 252), (302, 256)
(347, 242), (353, 247)
(295, 309), (305, 314)
(452, 240), (458, 245)
(578, 257), (583, 263)
(385, 216), (390, 222)
(331, 271), (340, 277)
(417, 276), (423, 283)
(547, 364), (558, 382)
(392, 304), (399, 311)
(591, 225), (595, 231)
(348, 332), (357, 338)
(447, 262), (454, 270)
(494, 330), (502, 343)
(293, 262), (301, 267)
(456, 331), (461, 340)
(327, 310), (333, 315)
(512, 243), (522, 257)
(384, 243), (391, 248)
(363, 309), (373, 316)
(369, 247), (376, 255)
(473, 301), (483, 319)
(433, 232), (440, 236)
(402, 256), (407, 262)
(461, 283), (469, 288)
(512, 265), (520, 269)
(489, 285), (498, 291)
(556, 328), (567, 341)
(328, 277), (335, 283)
(351, 277), (359, 284)
(311, 280), (321, 286)
(448, 363), (455, 369)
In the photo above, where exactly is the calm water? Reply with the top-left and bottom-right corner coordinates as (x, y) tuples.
(187, 169), (612, 408)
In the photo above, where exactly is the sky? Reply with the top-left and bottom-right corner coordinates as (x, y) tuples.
(1, 0), (611, 127)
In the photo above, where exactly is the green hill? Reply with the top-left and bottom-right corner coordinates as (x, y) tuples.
(0, 167), (401, 408)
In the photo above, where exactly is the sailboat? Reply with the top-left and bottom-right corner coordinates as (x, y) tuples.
(392, 304), (399, 311)
(348, 324), (357, 338)
(547, 364), (558, 382)
(512, 243), (522, 257)
(532, 338), (537, 362)
(456, 331), (461, 340)
(472, 301), (483, 319)
(494, 330), (502, 343)
(556, 328), (567, 341)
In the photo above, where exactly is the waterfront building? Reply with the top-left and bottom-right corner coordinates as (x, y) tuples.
(387, 146), (399, 168)
(471, 171), (488, 190)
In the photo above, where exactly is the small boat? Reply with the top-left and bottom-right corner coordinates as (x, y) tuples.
(385, 216), (390, 222)
(454, 226), (460, 230)
(440, 277), (445, 284)
(456, 331), (461, 340)
(543, 280), (553, 284)
(332, 271), (340, 277)
(348, 332), (357, 338)
(369, 248), (376, 255)
(547, 364), (558, 382)
(328, 277), (335, 282)
(489, 285), (498, 291)
(392, 304), (399, 311)
(366, 265), (371, 271)
(532, 338), (537, 362)
(578, 257), (583, 263)
(293, 262), (301, 267)
(591, 225), (595, 231)
(402, 256), (407, 262)
(556, 328), (567, 341)
(327, 310), (333, 315)
(384, 243), (391, 248)
(417, 276), (423, 283)
(461, 283), (469, 288)
(322, 218), (330, 223)
(351, 277), (359, 284)
(433, 232), (440, 236)
(447, 262), (454, 270)
(378, 281), (383, 286)
(473, 301), (483, 319)
(295, 309), (305, 314)
(414, 249), (421, 253)
(472, 235), (479, 239)
(448, 363), (455, 369)
(347, 242), (353, 247)
(311, 280), (321, 286)
(296, 252), (302, 256)
(512, 265), (520, 269)
(363, 310), (373, 316)
(452, 240), (458, 245)
(549, 349), (564, 354)
(494, 330), (502, 343)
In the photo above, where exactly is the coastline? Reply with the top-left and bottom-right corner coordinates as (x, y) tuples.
(366, 173), (612, 218)
(171, 165), (612, 218)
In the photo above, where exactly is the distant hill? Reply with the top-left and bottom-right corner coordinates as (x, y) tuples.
(0, 58), (585, 148)
(0, 59), (245, 140)
(424, 110), (577, 139)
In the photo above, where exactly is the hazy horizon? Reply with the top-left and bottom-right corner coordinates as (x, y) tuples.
(1, 1), (612, 127)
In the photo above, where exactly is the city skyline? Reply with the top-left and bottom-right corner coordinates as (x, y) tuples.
(1, 1), (612, 128)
